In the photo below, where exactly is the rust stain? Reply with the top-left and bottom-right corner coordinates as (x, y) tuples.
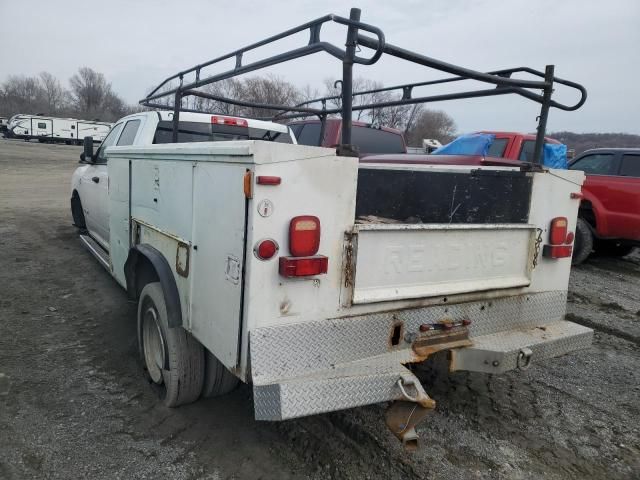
(175, 241), (190, 278)
(409, 324), (473, 363)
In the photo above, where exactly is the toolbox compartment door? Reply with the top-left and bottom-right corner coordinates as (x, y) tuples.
(351, 224), (535, 304)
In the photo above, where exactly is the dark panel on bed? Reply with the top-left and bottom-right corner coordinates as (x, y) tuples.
(355, 169), (532, 224)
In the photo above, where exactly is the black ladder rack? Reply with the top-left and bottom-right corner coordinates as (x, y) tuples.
(140, 7), (586, 165)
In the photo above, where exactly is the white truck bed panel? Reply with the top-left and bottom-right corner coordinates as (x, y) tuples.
(352, 224), (534, 303)
(189, 162), (248, 368)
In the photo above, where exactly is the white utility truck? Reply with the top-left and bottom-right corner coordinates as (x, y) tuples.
(71, 9), (592, 448)
(5, 114), (112, 144)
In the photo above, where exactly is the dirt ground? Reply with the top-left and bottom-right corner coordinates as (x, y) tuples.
(0, 138), (638, 480)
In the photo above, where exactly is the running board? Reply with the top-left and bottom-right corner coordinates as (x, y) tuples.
(79, 234), (110, 271)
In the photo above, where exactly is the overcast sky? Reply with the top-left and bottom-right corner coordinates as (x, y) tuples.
(1, 0), (639, 134)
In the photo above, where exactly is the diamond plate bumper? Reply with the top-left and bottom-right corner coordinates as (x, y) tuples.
(250, 291), (592, 421)
(253, 360), (417, 421)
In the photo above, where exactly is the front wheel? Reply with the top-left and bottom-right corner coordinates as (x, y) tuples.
(138, 282), (204, 407)
(572, 218), (593, 265)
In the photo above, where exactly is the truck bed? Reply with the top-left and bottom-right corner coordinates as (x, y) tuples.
(103, 140), (590, 422)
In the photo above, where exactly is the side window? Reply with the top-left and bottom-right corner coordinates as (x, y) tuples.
(117, 119), (141, 146)
(37, 122), (47, 129)
(569, 153), (614, 175)
(486, 138), (508, 157)
(289, 124), (303, 140)
(296, 123), (322, 146)
(95, 123), (123, 164)
(518, 140), (536, 162)
(620, 154), (640, 177)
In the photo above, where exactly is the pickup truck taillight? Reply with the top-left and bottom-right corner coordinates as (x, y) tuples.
(289, 216), (320, 257)
(279, 256), (328, 277)
(279, 215), (328, 277)
(543, 217), (574, 259)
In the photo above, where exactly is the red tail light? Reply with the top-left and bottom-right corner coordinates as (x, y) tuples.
(279, 256), (328, 277)
(549, 217), (568, 245)
(289, 216), (320, 257)
(543, 217), (573, 259)
(254, 239), (278, 260)
(211, 115), (248, 127)
(543, 245), (573, 259)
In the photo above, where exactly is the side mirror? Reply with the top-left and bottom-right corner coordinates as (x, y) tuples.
(81, 136), (94, 163)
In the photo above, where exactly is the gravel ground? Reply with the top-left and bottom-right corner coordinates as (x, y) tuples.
(0, 138), (638, 479)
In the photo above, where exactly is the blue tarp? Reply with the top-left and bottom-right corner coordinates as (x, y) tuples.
(432, 133), (495, 156)
(543, 143), (568, 169)
(433, 133), (568, 169)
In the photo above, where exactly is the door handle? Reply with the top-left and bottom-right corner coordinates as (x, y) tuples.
(92, 176), (100, 183)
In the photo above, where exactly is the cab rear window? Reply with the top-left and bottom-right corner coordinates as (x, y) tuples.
(153, 121), (293, 144)
(292, 121), (405, 154)
(351, 126), (405, 154)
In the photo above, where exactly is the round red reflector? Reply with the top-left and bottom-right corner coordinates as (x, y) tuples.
(254, 239), (278, 260)
(565, 232), (575, 244)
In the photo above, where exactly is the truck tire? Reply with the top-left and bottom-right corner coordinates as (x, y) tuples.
(138, 282), (204, 407)
(572, 218), (593, 265)
(71, 192), (86, 230)
(202, 350), (239, 398)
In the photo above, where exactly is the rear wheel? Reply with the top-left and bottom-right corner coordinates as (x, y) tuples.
(138, 282), (204, 407)
(572, 218), (593, 265)
(202, 350), (239, 398)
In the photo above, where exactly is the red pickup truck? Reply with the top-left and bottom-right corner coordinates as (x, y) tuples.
(568, 148), (640, 263)
(360, 131), (562, 168)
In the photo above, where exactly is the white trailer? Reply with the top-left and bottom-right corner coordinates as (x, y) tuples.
(5, 114), (112, 143)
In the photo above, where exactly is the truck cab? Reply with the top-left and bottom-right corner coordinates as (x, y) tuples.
(479, 131), (562, 161)
(71, 111), (296, 251)
(288, 118), (406, 155)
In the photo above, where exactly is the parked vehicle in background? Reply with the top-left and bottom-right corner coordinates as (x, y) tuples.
(568, 148), (640, 264)
(0, 117), (8, 133)
(4, 114), (112, 144)
(362, 131), (565, 168)
(477, 131), (563, 162)
(288, 118), (406, 155)
(406, 138), (442, 154)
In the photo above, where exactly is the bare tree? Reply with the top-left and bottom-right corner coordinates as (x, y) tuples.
(404, 109), (457, 145)
(1, 75), (45, 115)
(240, 75), (301, 119)
(69, 67), (112, 116)
(39, 72), (66, 114)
